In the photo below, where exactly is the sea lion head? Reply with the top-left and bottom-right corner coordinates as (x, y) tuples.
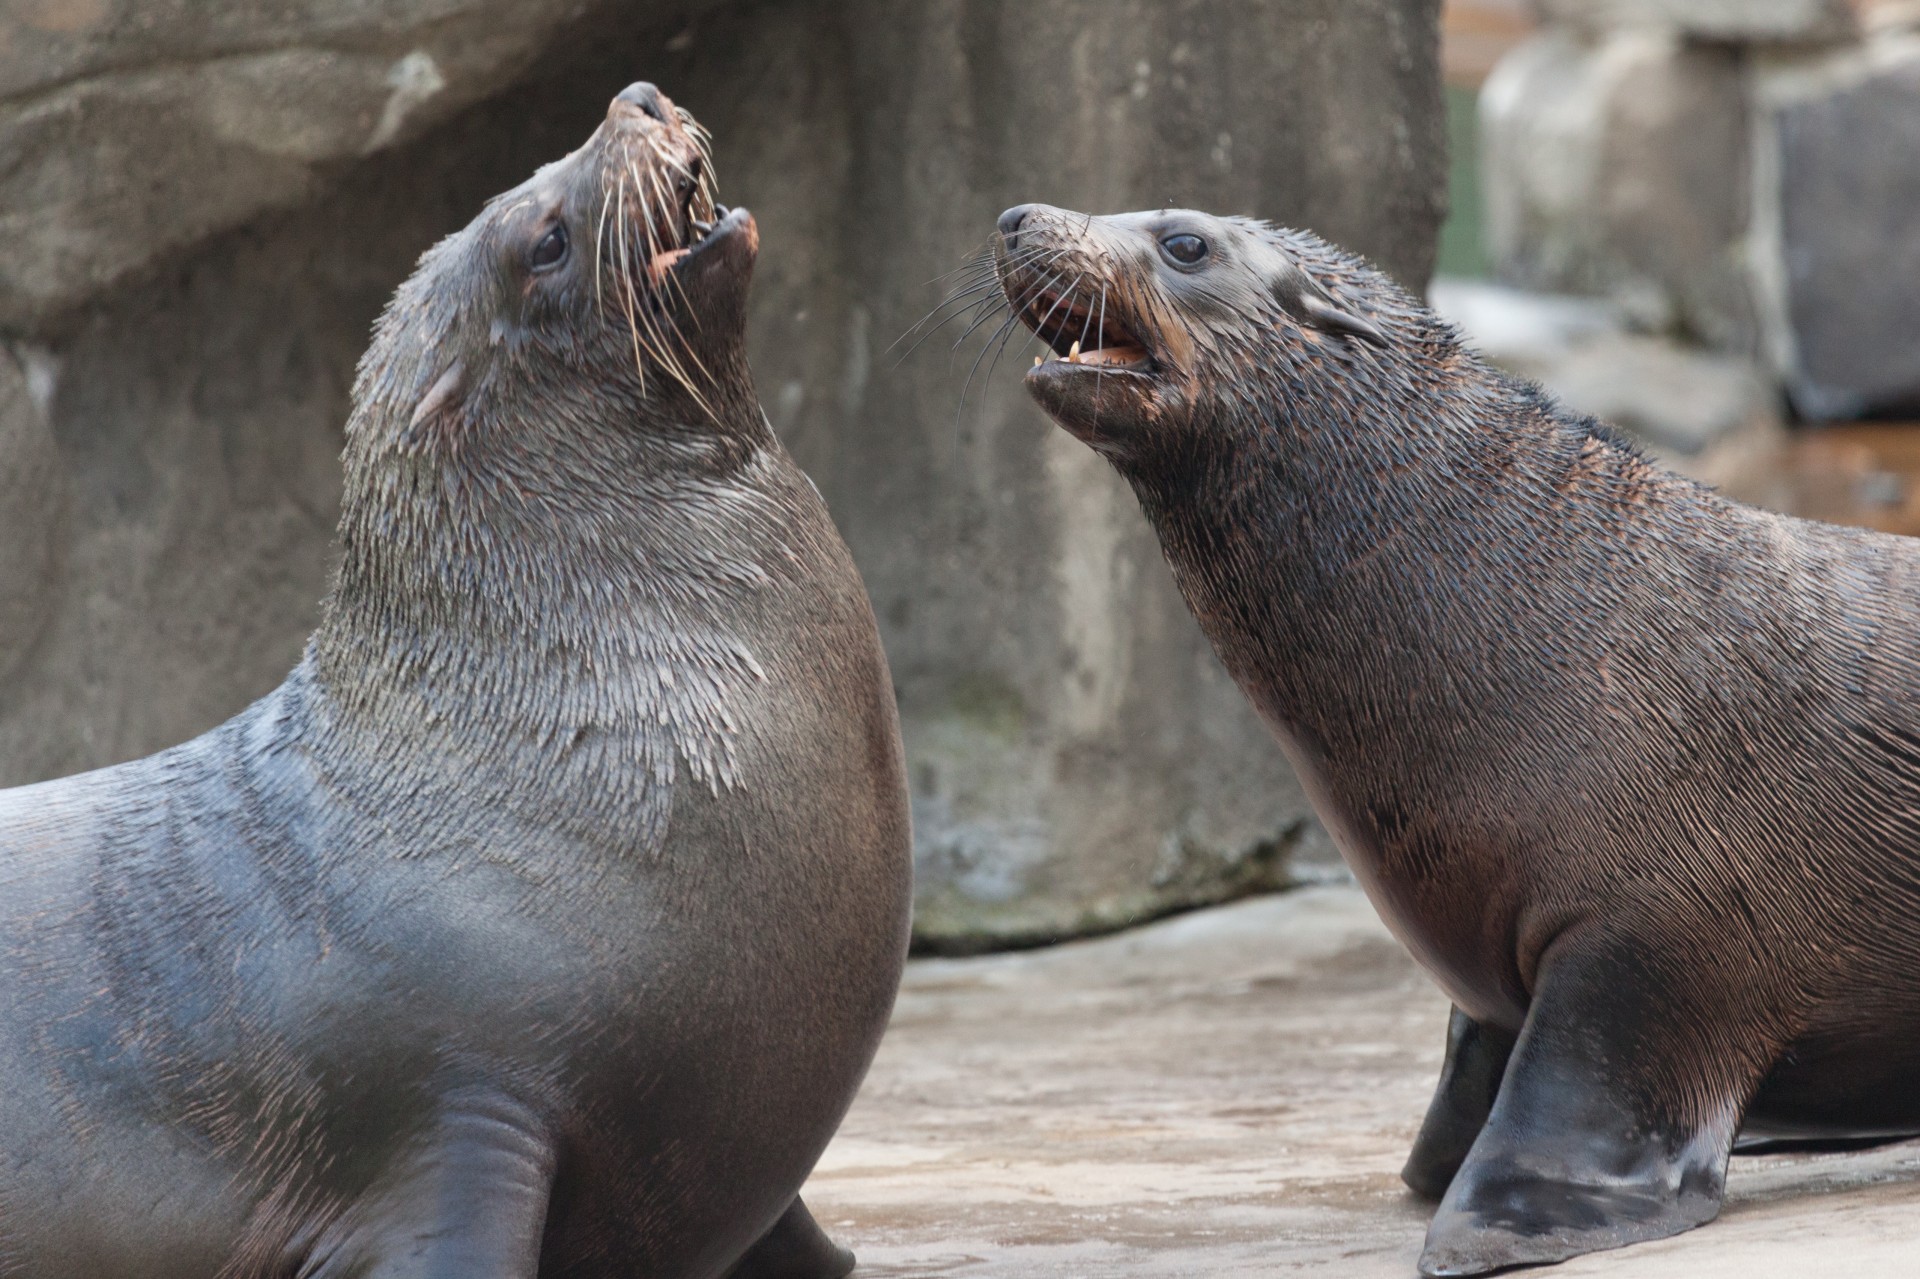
(993, 203), (1413, 465)
(349, 81), (757, 475)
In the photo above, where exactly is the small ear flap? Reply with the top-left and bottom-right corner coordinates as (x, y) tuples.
(1271, 261), (1389, 349)
(403, 360), (466, 448)
(1298, 291), (1388, 348)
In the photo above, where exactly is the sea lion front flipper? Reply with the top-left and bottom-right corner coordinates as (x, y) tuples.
(725, 1197), (856, 1279)
(1402, 1006), (1517, 1201)
(1417, 933), (1763, 1277)
(304, 1091), (555, 1279)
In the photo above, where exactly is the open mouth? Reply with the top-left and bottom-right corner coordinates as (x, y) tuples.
(1017, 285), (1154, 374)
(644, 154), (735, 284)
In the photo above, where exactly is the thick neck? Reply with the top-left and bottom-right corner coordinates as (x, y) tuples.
(1122, 360), (1547, 737)
(308, 407), (787, 792)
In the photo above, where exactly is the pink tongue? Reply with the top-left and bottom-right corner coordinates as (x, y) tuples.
(648, 248), (689, 284)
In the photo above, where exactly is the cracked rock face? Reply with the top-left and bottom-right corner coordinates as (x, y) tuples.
(0, 0), (620, 329)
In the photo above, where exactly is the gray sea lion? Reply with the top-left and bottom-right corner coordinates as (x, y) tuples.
(988, 202), (1920, 1275)
(0, 83), (911, 1279)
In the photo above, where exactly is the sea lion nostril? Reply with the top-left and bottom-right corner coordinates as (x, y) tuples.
(614, 81), (669, 123)
(998, 204), (1035, 249)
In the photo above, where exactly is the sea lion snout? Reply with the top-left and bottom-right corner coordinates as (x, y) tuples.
(612, 80), (671, 123)
(996, 203), (1037, 251)
(993, 205), (1187, 450)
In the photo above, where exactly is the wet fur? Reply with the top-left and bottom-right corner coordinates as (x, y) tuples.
(0, 90), (910, 1279)
(996, 205), (1920, 1274)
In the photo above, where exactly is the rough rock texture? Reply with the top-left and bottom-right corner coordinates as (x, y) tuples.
(1479, 27), (1754, 348)
(1533, 0), (1856, 40)
(806, 886), (1920, 1277)
(1477, 5), (1920, 421)
(1750, 37), (1920, 418)
(0, 347), (65, 683)
(0, 0), (1443, 947)
(833, 0), (1441, 947)
(0, 0), (675, 329)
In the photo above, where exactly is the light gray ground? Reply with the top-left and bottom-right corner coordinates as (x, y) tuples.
(806, 886), (1920, 1278)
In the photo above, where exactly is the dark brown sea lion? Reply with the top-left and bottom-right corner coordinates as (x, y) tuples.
(989, 202), (1920, 1275)
(0, 83), (911, 1279)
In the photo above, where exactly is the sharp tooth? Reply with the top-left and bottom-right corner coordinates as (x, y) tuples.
(1034, 355), (1043, 367)
(1068, 340), (1081, 362)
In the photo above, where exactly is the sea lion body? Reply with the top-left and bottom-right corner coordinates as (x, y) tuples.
(0, 85), (910, 1279)
(991, 203), (1920, 1274)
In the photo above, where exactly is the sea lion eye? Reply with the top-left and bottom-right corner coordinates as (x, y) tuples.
(530, 224), (569, 272)
(1161, 233), (1209, 266)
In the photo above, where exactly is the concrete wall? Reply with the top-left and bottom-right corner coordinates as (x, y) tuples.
(0, 0), (1445, 949)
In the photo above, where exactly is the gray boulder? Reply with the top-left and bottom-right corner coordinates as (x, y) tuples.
(1751, 39), (1920, 418)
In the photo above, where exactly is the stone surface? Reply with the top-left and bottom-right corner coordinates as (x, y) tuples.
(1479, 27), (1754, 348)
(833, 0), (1442, 948)
(804, 885), (1920, 1276)
(1750, 36), (1920, 418)
(1533, 0), (1856, 40)
(0, 0), (1444, 947)
(0, 0), (656, 330)
(0, 345), (64, 682)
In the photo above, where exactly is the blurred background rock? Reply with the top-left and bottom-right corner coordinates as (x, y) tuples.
(1440, 0), (1920, 531)
(0, 0), (1443, 950)
(3, 0), (1913, 954)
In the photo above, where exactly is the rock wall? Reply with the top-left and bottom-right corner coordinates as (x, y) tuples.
(0, 0), (1445, 949)
(1479, 0), (1920, 418)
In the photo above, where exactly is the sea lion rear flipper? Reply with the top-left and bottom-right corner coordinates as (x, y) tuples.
(1416, 932), (1766, 1277)
(1402, 1006), (1517, 1201)
(725, 1197), (855, 1279)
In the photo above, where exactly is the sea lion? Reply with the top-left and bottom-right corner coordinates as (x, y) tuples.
(0, 83), (911, 1279)
(989, 202), (1920, 1275)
